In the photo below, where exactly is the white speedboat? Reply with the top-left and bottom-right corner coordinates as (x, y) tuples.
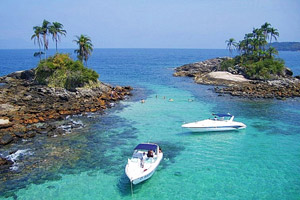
(125, 143), (163, 185)
(182, 113), (246, 132)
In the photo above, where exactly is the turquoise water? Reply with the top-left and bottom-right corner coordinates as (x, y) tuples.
(0, 49), (300, 199)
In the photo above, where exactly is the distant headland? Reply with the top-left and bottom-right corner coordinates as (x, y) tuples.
(268, 42), (300, 51)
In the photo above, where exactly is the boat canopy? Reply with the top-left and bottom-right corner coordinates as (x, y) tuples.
(134, 143), (158, 152)
(213, 113), (232, 117)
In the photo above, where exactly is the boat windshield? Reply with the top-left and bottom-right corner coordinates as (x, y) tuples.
(144, 157), (157, 163)
(212, 114), (233, 121)
(132, 150), (146, 159)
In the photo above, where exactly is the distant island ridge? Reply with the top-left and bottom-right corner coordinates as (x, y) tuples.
(269, 42), (300, 51)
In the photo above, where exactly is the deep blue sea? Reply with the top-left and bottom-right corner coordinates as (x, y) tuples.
(0, 49), (300, 200)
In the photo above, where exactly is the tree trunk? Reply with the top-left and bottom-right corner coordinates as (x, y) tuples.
(38, 38), (41, 61)
(56, 37), (58, 53)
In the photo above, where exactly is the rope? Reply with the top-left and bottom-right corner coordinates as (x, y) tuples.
(131, 180), (134, 198)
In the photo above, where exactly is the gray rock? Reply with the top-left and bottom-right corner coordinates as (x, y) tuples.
(25, 131), (36, 138)
(15, 132), (25, 138)
(20, 69), (35, 80)
(23, 95), (33, 101)
(0, 134), (13, 145)
(174, 57), (232, 77)
(283, 67), (293, 77)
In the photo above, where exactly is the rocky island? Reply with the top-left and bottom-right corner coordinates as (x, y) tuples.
(174, 23), (300, 99)
(174, 57), (300, 99)
(0, 21), (134, 176)
(0, 55), (132, 147)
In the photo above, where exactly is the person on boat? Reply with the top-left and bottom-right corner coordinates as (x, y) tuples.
(140, 153), (145, 168)
(142, 152), (147, 159)
(147, 150), (154, 158)
(159, 147), (162, 153)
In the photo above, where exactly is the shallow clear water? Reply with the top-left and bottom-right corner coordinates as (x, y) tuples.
(0, 49), (300, 199)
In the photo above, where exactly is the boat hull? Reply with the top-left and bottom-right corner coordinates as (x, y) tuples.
(131, 167), (156, 185)
(125, 153), (163, 185)
(184, 126), (246, 132)
(182, 118), (246, 133)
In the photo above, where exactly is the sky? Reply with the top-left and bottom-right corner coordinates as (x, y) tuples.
(0, 0), (299, 49)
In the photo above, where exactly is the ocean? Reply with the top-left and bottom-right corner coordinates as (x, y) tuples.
(0, 49), (300, 199)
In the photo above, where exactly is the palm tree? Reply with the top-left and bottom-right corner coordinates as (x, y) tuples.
(225, 38), (237, 56)
(269, 27), (279, 44)
(267, 47), (278, 58)
(41, 20), (51, 59)
(49, 22), (67, 53)
(31, 26), (43, 61)
(252, 28), (266, 52)
(237, 40), (247, 55)
(243, 33), (254, 55)
(73, 35), (93, 66)
(261, 22), (271, 39)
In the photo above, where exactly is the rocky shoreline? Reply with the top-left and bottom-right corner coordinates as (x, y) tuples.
(174, 57), (300, 99)
(0, 69), (132, 147)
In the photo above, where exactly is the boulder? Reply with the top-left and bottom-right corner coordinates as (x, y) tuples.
(20, 69), (35, 80)
(14, 132), (26, 138)
(0, 118), (13, 128)
(283, 67), (293, 77)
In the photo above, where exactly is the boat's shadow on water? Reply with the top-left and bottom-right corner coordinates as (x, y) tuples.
(117, 173), (145, 196)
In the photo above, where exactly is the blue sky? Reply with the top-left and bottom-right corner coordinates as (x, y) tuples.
(0, 0), (299, 49)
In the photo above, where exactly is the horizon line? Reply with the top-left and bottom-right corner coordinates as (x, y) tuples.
(0, 47), (228, 50)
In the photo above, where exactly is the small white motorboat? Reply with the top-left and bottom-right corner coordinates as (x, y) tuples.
(125, 143), (163, 185)
(182, 113), (246, 132)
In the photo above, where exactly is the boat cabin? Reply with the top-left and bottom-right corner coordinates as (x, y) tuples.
(212, 113), (234, 121)
(132, 143), (159, 162)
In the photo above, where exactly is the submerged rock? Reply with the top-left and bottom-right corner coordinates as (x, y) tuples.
(0, 157), (13, 169)
(0, 134), (13, 145)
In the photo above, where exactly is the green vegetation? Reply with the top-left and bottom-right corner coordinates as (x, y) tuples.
(31, 20), (98, 90)
(73, 35), (93, 66)
(35, 54), (99, 91)
(224, 22), (285, 80)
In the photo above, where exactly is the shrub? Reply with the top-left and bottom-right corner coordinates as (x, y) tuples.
(35, 53), (99, 90)
(220, 59), (235, 71)
(244, 59), (284, 80)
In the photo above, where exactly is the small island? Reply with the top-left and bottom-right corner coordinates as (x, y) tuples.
(0, 20), (132, 147)
(174, 23), (300, 99)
